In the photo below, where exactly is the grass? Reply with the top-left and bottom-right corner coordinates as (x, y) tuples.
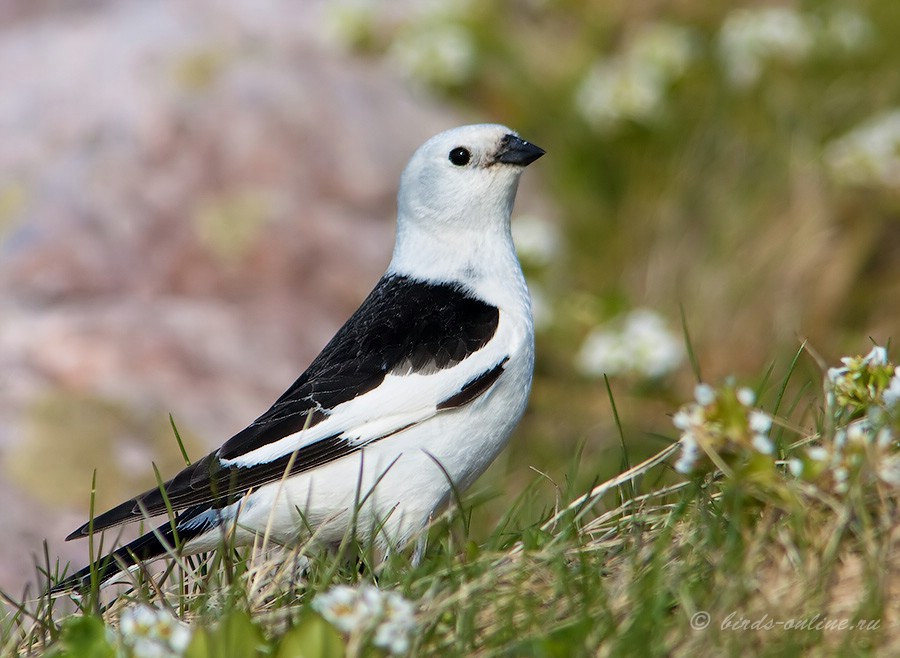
(2, 344), (898, 657)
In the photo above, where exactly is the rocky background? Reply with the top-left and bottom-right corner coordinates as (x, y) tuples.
(0, 0), (548, 592)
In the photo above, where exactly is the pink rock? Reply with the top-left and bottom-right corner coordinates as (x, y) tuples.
(0, 0), (467, 592)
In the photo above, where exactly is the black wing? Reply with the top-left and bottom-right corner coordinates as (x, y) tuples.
(67, 274), (500, 540)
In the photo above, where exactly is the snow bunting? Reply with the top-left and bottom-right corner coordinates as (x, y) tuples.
(52, 123), (544, 592)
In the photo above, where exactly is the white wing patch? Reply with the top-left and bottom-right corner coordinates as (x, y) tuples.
(219, 315), (519, 469)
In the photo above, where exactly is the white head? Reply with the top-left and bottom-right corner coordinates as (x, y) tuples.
(390, 124), (544, 280)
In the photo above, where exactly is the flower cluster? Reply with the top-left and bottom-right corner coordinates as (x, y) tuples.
(819, 8), (873, 54)
(326, 0), (476, 88)
(672, 382), (773, 475)
(826, 346), (900, 422)
(388, 22), (476, 87)
(312, 584), (417, 655)
(789, 419), (900, 495)
(577, 308), (684, 380)
(718, 6), (872, 88)
(116, 605), (192, 658)
(786, 346), (900, 494)
(824, 110), (900, 189)
(718, 7), (813, 88)
(673, 346), (900, 499)
(575, 22), (695, 132)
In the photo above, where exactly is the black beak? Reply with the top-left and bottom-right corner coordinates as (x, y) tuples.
(495, 134), (545, 166)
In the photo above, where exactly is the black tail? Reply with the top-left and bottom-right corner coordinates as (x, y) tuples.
(50, 506), (215, 594)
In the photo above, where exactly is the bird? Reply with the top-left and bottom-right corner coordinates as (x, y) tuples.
(51, 123), (544, 593)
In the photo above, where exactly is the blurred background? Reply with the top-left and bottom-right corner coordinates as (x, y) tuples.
(2, 0), (899, 592)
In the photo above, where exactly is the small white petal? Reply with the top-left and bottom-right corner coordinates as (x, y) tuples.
(718, 7), (813, 88)
(169, 625), (192, 653)
(846, 422), (868, 444)
(130, 639), (166, 658)
(751, 434), (774, 455)
(674, 455), (696, 474)
(748, 410), (772, 434)
(673, 409), (693, 430)
(120, 614), (137, 637)
(834, 429), (847, 449)
(788, 458), (803, 477)
(827, 366), (847, 382)
(883, 373), (900, 407)
(877, 455), (900, 486)
(736, 387), (755, 407)
(577, 330), (625, 377)
(694, 383), (716, 406)
(674, 436), (700, 474)
(680, 433), (698, 451)
(864, 346), (888, 365)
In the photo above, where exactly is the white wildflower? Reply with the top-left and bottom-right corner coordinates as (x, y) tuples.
(672, 408), (693, 431)
(373, 590), (417, 655)
(627, 22), (695, 81)
(833, 466), (849, 483)
(675, 433), (700, 474)
(877, 426), (894, 449)
(577, 330), (626, 377)
(388, 22), (475, 87)
(788, 458), (804, 477)
(827, 365), (848, 383)
(623, 309), (685, 378)
(575, 60), (664, 131)
(314, 584), (417, 656)
(736, 387), (755, 407)
(884, 368), (900, 408)
(576, 22), (694, 132)
(673, 404), (705, 431)
(313, 585), (380, 635)
(118, 605), (191, 658)
(825, 110), (900, 188)
(718, 7), (813, 88)
(749, 410), (772, 435)
(694, 383), (716, 407)
(577, 309), (684, 379)
(877, 453), (900, 486)
(751, 434), (774, 455)
(820, 8), (873, 53)
(512, 214), (562, 265)
(834, 428), (847, 449)
(865, 345), (888, 365)
(846, 421), (869, 444)
(807, 446), (830, 462)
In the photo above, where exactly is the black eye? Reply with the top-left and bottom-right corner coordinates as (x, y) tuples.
(449, 147), (471, 166)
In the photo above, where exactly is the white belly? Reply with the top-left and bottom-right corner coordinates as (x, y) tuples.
(234, 354), (530, 550)
(186, 271), (535, 556)
(183, 340), (532, 556)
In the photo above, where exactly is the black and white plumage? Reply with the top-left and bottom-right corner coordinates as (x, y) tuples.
(52, 124), (544, 592)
